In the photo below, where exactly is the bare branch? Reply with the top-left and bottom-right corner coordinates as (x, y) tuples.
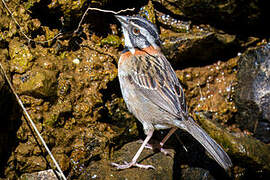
(74, 7), (135, 33)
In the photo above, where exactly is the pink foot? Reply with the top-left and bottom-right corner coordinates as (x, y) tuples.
(111, 161), (155, 170)
(136, 140), (173, 157)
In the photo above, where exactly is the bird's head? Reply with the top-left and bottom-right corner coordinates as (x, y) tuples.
(115, 15), (161, 54)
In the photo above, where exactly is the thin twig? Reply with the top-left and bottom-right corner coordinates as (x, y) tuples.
(1, 0), (63, 44)
(0, 63), (67, 180)
(74, 7), (135, 33)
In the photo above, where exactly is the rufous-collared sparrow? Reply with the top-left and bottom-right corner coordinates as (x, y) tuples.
(112, 15), (232, 170)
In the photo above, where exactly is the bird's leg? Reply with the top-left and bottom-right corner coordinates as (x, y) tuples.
(145, 127), (188, 155)
(136, 139), (153, 149)
(158, 127), (178, 155)
(160, 127), (188, 152)
(111, 129), (155, 170)
(160, 127), (178, 147)
(137, 127), (178, 156)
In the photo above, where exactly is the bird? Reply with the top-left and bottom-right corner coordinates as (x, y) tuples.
(112, 15), (232, 170)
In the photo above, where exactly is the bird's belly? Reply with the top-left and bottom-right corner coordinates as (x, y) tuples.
(119, 76), (174, 130)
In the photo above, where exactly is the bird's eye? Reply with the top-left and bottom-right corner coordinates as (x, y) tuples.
(132, 27), (140, 35)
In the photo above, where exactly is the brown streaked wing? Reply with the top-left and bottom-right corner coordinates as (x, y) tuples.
(128, 53), (187, 118)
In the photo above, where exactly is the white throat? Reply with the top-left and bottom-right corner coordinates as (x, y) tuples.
(122, 28), (135, 54)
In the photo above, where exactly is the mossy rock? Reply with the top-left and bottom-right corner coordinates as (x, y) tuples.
(9, 39), (34, 74)
(14, 68), (57, 98)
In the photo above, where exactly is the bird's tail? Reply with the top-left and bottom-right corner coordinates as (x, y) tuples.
(176, 117), (232, 170)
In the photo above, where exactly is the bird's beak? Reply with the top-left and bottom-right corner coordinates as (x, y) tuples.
(115, 15), (129, 29)
(115, 15), (135, 54)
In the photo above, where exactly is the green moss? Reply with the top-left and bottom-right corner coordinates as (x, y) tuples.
(24, 0), (40, 10)
(139, 0), (156, 24)
(100, 35), (122, 47)
(9, 39), (34, 73)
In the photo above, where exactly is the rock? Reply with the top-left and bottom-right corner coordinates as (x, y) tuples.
(49, 153), (70, 172)
(12, 68), (57, 98)
(160, 26), (237, 66)
(3, 23), (121, 178)
(156, 10), (191, 33)
(9, 39), (34, 74)
(15, 142), (35, 156)
(43, 99), (72, 126)
(195, 112), (270, 177)
(78, 141), (175, 180)
(181, 167), (215, 180)
(153, 0), (269, 33)
(175, 57), (238, 124)
(236, 43), (270, 143)
(16, 155), (47, 173)
(20, 169), (58, 180)
(139, 0), (157, 24)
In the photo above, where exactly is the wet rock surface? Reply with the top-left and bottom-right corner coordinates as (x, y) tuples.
(161, 27), (237, 67)
(195, 112), (270, 178)
(180, 167), (215, 180)
(152, 0), (270, 34)
(236, 43), (270, 143)
(9, 39), (34, 74)
(13, 68), (58, 98)
(20, 169), (58, 180)
(78, 141), (174, 180)
(0, 0), (270, 179)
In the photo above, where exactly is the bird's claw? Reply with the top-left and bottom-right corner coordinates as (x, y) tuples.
(160, 148), (174, 157)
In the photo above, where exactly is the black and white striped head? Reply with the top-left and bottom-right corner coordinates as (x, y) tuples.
(115, 15), (161, 54)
